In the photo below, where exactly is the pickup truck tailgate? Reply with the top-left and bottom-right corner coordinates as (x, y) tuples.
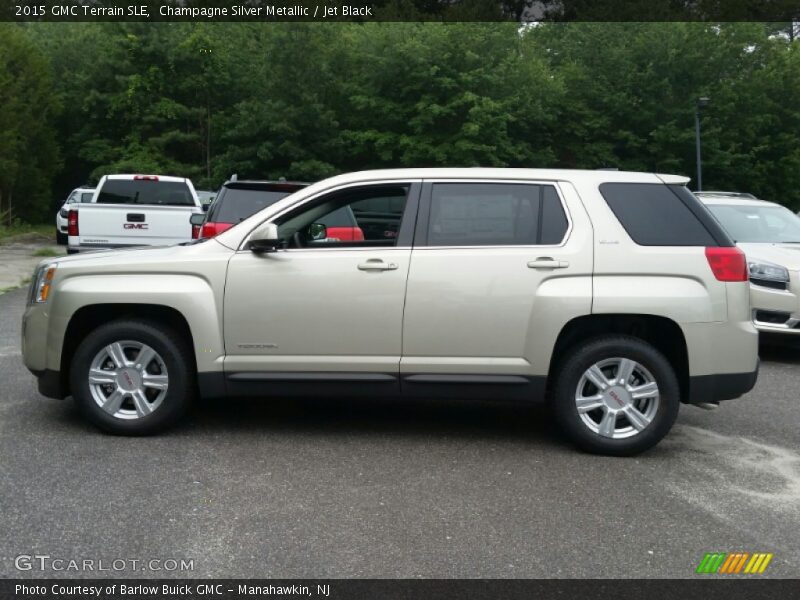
(76, 204), (198, 248)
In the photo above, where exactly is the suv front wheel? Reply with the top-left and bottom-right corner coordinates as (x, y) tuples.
(70, 319), (195, 435)
(552, 336), (680, 456)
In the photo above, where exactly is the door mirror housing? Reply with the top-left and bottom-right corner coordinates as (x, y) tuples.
(189, 213), (206, 226)
(248, 222), (281, 253)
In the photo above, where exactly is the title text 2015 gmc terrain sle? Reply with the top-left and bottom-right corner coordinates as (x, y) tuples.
(22, 169), (759, 455)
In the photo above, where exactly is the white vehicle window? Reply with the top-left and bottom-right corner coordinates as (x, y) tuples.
(97, 180), (194, 206)
(277, 185), (410, 248)
(706, 204), (800, 243)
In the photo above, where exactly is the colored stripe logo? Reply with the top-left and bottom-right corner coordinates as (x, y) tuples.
(696, 552), (773, 574)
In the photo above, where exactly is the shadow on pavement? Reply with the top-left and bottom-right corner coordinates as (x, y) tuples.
(759, 336), (800, 365)
(181, 394), (564, 446)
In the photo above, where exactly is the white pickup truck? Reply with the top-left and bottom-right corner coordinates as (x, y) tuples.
(67, 174), (202, 253)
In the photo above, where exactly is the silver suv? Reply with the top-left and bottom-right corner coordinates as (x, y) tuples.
(22, 169), (759, 455)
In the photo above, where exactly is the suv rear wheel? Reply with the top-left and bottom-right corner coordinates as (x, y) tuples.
(69, 319), (195, 435)
(552, 336), (680, 456)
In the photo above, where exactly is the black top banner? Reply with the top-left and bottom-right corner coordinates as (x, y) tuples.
(4, 0), (800, 22)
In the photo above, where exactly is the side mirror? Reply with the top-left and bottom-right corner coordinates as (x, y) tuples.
(202, 203), (210, 212)
(248, 222), (281, 253)
(189, 213), (206, 226)
(309, 222), (327, 241)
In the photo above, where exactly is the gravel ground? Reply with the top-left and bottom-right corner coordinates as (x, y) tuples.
(0, 233), (66, 291)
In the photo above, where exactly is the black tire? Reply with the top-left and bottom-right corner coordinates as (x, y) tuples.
(56, 230), (67, 245)
(551, 335), (680, 456)
(70, 319), (195, 435)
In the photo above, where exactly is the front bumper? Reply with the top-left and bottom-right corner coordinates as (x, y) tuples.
(750, 275), (800, 335)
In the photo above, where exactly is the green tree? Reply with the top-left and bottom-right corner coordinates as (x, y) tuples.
(0, 24), (60, 223)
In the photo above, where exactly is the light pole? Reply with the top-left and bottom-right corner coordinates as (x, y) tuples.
(694, 97), (710, 191)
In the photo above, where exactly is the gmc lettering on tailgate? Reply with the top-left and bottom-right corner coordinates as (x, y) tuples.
(124, 223), (149, 230)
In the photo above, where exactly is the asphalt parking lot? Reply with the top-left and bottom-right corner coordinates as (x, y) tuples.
(1, 286), (798, 579)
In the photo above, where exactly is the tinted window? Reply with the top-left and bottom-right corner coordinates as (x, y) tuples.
(208, 188), (293, 223)
(277, 185), (409, 248)
(541, 186), (569, 244)
(350, 192), (407, 241)
(428, 183), (568, 246)
(97, 180), (194, 206)
(317, 206), (357, 228)
(80, 192), (93, 203)
(600, 183), (716, 246)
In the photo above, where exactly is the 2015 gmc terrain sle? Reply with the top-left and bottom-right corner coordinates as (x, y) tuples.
(22, 169), (759, 455)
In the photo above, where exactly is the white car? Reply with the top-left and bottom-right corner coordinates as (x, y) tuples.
(55, 187), (94, 245)
(67, 174), (202, 253)
(697, 191), (800, 335)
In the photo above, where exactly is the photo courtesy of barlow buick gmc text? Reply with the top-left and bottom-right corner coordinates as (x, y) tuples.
(1, 1), (800, 599)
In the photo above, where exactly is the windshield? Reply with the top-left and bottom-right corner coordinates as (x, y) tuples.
(706, 203), (800, 243)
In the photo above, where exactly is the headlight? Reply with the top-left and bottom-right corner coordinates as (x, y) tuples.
(59, 208), (69, 218)
(30, 263), (58, 304)
(748, 260), (789, 283)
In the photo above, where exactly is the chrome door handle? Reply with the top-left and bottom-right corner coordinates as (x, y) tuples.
(527, 258), (569, 269)
(358, 259), (398, 271)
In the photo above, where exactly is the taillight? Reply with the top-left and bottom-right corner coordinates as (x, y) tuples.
(191, 225), (200, 239)
(705, 247), (747, 282)
(200, 222), (233, 238)
(133, 175), (159, 181)
(67, 210), (79, 236)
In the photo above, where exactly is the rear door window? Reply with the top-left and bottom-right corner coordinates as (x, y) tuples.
(97, 180), (194, 206)
(426, 183), (569, 246)
(599, 183), (720, 246)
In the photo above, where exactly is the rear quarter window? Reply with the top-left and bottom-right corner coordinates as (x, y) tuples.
(599, 183), (724, 246)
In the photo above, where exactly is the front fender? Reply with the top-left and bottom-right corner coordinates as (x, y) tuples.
(47, 273), (225, 374)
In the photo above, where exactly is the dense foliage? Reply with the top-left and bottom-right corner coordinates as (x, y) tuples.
(1, 22), (799, 221)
